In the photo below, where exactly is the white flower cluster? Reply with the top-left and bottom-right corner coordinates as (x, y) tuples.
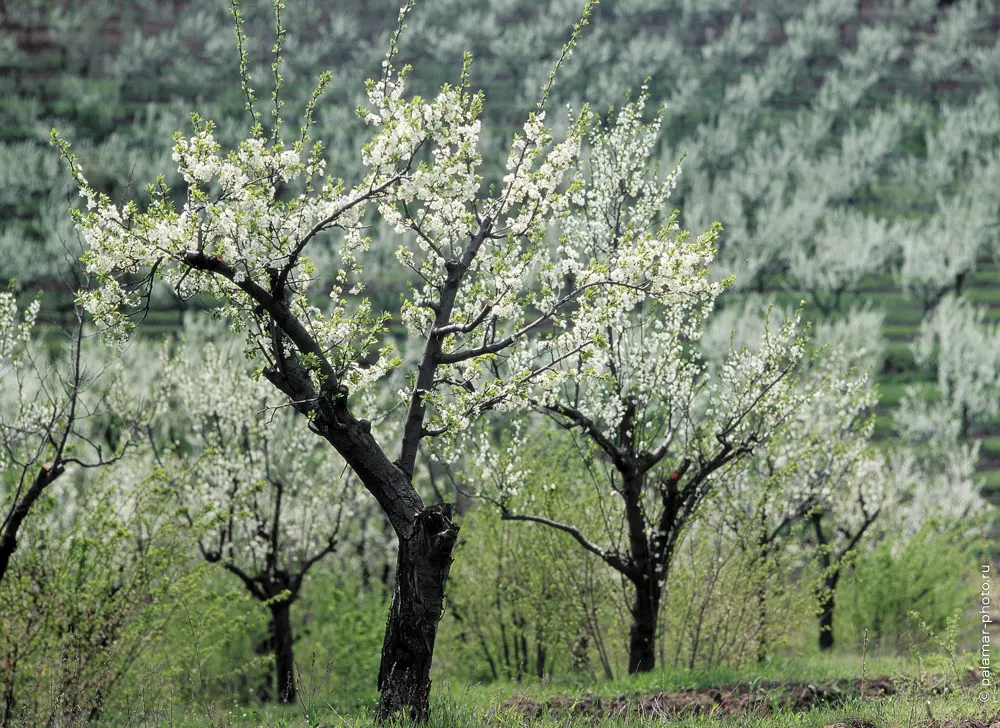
(0, 291), (38, 366)
(890, 394), (984, 540)
(56, 102), (396, 392)
(913, 294), (1000, 430)
(147, 329), (359, 571)
(0, 292), (41, 474)
(418, 91), (727, 439)
(716, 337), (883, 562)
(888, 412), (983, 540)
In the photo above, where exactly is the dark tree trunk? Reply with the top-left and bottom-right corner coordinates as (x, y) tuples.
(817, 571), (840, 651)
(0, 466), (61, 587)
(757, 528), (769, 664)
(628, 577), (660, 674)
(757, 583), (768, 663)
(271, 600), (296, 703)
(254, 633), (273, 703)
(812, 513), (843, 653)
(621, 461), (661, 675)
(377, 504), (458, 723)
(1, 655), (17, 728)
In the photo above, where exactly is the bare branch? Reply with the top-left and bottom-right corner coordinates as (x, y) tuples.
(500, 509), (636, 578)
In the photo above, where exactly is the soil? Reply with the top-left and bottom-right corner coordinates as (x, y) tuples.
(502, 677), (902, 721)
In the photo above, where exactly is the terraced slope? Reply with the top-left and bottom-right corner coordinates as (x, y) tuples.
(2, 0), (998, 499)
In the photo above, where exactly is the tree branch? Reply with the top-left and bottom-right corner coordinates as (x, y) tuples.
(183, 250), (342, 399)
(437, 279), (650, 366)
(0, 465), (63, 585)
(500, 509), (636, 578)
(539, 400), (622, 463)
(396, 217), (494, 478)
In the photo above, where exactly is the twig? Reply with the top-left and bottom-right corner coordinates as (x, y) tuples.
(861, 628), (868, 702)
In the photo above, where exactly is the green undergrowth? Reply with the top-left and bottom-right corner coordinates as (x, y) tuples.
(438, 655), (899, 705)
(82, 653), (997, 728)
(103, 684), (995, 728)
(366, 695), (993, 728)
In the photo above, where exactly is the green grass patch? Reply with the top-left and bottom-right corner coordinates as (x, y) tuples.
(875, 380), (937, 408)
(965, 287), (1000, 306)
(880, 323), (920, 340)
(111, 655), (996, 727)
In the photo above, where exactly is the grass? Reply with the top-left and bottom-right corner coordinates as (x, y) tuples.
(874, 381), (937, 408)
(85, 696), (988, 728)
(340, 694), (992, 728)
(881, 324), (921, 340)
(84, 652), (996, 727)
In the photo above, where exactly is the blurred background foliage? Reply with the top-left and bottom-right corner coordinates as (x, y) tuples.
(4, 0), (999, 494)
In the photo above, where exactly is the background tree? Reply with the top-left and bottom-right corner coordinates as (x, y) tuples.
(0, 292), (136, 587)
(913, 295), (1000, 438)
(712, 310), (886, 659)
(458, 93), (833, 674)
(0, 435), (179, 727)
(145, 329), (360, 703)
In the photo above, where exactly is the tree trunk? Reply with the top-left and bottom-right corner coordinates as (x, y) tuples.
(0, 466), (61, 587)
(628, 578), (660, 674)
(757, 583), (768, 663)
(817, 571), (839, 651)
(271, 600), (296, 703)
(254, 633), (273, 703)
(377, 503), (458, 723)
(1, 655), (17, 728)
(621, 463), (659, 675)
(757, 529), (769, 664)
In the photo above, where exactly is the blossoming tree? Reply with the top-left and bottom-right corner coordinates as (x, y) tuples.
(761, 354), (884, 652)
(144, 330), (363, 703)
(913, 294), (1000, 438)
(0, 292), (134, 588)
(711, 312), (885, 658)
(460, 95), (829, 674)
(50, 1), (727, 718)
(799, 383), (983, 650)
(720, 333), (983, 652)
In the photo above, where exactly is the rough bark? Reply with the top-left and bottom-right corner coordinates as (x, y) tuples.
(264, 362), (453, 721)
(377, 503), (458, 723)
(628, 577), (660, 674)
(271, 600), (296, 703)
(622, 464), (660, 675)
(817, 571), (840, 651)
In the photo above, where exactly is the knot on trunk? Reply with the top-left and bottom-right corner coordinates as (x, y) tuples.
(419, 503), (458, 563)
